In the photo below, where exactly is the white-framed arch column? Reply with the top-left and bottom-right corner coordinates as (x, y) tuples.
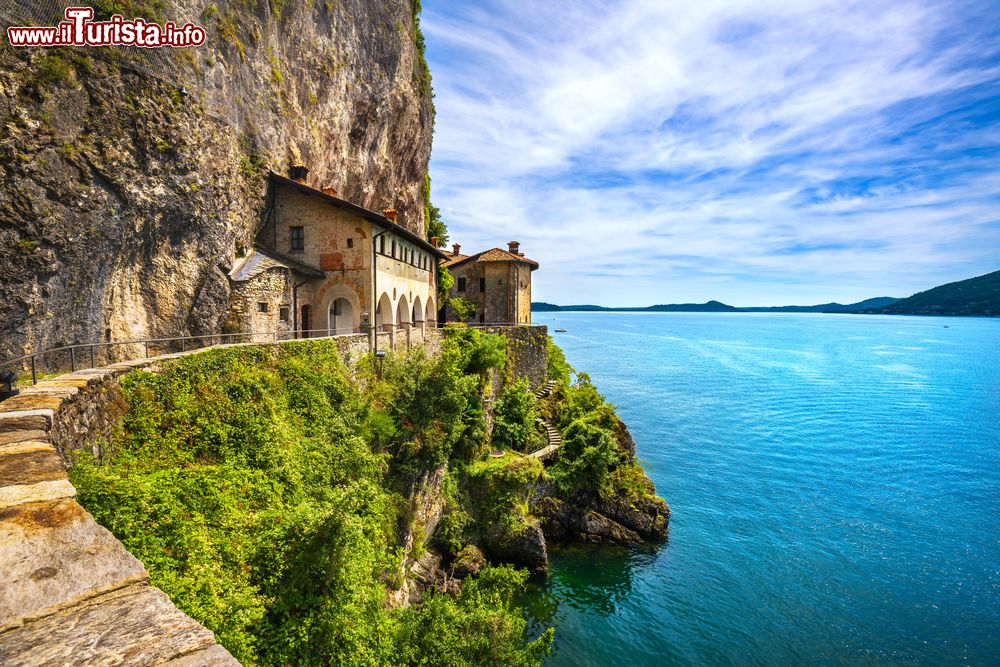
(396, 294), (411, 330)
(376, 292), (394, 332)
(425, 296), (437, 328)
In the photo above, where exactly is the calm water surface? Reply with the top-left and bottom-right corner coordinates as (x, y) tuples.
(526, 312), (1000, 666)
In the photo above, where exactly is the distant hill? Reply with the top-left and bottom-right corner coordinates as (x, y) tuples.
(861, 270), (1000, 317)
(531, 302), (562, 312)
(530, 301), (738, 313)
(741, 297), (900, 313)
(648, 300), (737, 312)
(530, 297), (894, 313)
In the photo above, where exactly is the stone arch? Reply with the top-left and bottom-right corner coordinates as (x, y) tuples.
(425, 296), (436, 327)
(320, 283), (361, 336)
(329, 299), (354, 336)
(412, 295), (424, 324)
(376, 292), (393, 331)
(396, 294), (410, 328)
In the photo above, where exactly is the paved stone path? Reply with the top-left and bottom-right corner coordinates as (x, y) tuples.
(0, 354), (240, 666)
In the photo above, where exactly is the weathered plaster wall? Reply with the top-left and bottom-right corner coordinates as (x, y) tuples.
(446, 262), (534, 325)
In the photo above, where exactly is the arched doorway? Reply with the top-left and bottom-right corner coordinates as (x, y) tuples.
(328, 298), (354, 336)
(396, 294), (410, 329)
(425, 297), (436, 328)
(376, 293), (393, 331)
(412, 295), (424, 327)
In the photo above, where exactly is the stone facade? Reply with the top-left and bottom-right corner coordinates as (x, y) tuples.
(443, 242), (537, 325)
(228, 264), (296, 341)
(230, 174), (445, 339)
(493, 325), (548, 390)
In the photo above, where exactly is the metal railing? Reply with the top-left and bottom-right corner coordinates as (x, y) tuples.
(1, 328), (360, 386)
(0, 320), (540, 386)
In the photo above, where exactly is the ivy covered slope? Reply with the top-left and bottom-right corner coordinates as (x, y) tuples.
(468, 338), (670, 575)
(69, 331), (667, 665)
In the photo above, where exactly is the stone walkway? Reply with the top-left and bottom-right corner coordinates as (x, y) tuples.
(529, 380), (561, 461)
(0, 354), (240, 665)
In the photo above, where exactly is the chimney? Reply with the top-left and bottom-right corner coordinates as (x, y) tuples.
(430, 236), (440, 248)
(289, 164), (309, 184)
(382, 207), (398, 222)
(321, 186), (338, 197)
(452, 243), (461, 257)
(508, 240), (520, 254)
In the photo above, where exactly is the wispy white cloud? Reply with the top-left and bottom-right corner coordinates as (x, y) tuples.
(422, 0), (1000, 306)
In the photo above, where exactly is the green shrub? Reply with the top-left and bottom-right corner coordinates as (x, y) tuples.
(552, 372), (605, 429)
(442, 326), (506, 376)
(546, 337), (572, 383)
(395, 565), (553, 666)
(551, 419), (619, 496)
(32, 55), (72, 88)
(448, 297), (478, 323)
(492, 377), (539, 451)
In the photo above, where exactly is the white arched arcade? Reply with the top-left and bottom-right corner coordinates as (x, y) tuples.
(396, 294), (411, 329)
(412, 295), (424, 326)
(375, 292), (394, 331)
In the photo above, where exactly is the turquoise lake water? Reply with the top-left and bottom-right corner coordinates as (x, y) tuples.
(526, 312), (1000, 666)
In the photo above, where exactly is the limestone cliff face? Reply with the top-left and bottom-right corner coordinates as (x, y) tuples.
(0, 0), (434, 360)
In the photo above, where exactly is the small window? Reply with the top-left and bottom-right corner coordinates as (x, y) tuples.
(479, 277), (486, 292)
(457, 277), (467, 292)
(392, 239), (397, 258)
(346, 237), (354, 249)
(289, 226), (305, 251)
(380, 236), (386, 254)
(279, 306), (289, 321)
(257, 302), (268, 313)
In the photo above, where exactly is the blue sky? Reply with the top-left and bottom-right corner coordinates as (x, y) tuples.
(421, 0), (1000, 307)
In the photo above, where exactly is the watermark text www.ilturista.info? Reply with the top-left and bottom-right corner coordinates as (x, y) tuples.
(7, 7), (205, 48)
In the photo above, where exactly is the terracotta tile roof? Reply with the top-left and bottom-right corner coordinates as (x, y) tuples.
(442, 253), (469, 268)
(444, 248), (539, 270)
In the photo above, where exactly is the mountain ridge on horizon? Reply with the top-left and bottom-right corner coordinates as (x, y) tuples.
(531, 296), (898, 313)
(532, 269), (1000, 317)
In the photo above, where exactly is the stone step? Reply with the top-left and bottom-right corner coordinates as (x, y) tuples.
(528, 444), (560, 461)
(0, 497), (149, 633)
(0, 584), (237, 666)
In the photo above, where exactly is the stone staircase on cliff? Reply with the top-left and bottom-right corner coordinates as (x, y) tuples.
(528, 380), (561, 461)
(533, 379), (557, 400)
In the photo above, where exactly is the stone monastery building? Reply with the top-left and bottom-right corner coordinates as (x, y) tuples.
(442, 241), (537, 325)
(229, 166), (447, 339)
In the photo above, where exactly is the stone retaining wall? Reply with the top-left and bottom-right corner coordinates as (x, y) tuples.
(489, 325), (548, 389)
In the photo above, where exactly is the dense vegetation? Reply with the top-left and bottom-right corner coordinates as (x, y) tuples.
(70, 334), (552, 666)
(70, 331), (662, 665)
